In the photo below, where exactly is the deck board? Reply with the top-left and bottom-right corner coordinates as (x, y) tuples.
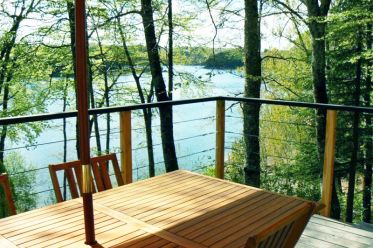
(297, 215), (373, 248)
(0, 170), (371, 248)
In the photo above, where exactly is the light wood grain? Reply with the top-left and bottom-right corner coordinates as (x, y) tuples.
(120, 111), (132, 184)
(321, 110), (337, 217)
(215, 99), (225, 179)
(0, 235), (17, 248)
(1, 170), (366, 248)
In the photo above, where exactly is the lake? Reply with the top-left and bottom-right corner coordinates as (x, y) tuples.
(6, 65), (245, 206)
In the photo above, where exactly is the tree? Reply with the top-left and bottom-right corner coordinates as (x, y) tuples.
(326, 0), (373, 223)
(116, 15), (157, 177)
(141, 0), (178, 172)
(0, 0), (43, 172)
(243, 0), (262, 187)
(363, 19), (372, 224)
(271, 0), (341, 219)
(168, 0), (174, 100)
(0, 0), (50, 217)
(302, 0), (331, 161)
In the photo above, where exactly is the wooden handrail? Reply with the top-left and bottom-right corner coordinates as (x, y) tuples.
(215, 100), (225, 179)
(120, 111), (133, 184)
(320, 110), (337, 217)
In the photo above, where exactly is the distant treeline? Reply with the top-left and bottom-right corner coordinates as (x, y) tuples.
(50, 45), (242, 77)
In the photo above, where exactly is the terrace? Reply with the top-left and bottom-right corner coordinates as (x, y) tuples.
(0, 96), (372, 247)
(0, 0), (372, 247)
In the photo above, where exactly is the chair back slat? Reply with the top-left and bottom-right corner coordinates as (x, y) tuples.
(49, 160), (96, 203)
(73, 166), (83, 193)
(100, 160), (113, 190)
(245, 201), (316, 248)
(49, 153), (122, 202)
(111, 156), (124, 186)
(91, 160), (105, 192)
(0, 173), (16, 216)
(91, 153), (123, 192)
(65, 168), (79, 199)
(49, 164), (64, 203)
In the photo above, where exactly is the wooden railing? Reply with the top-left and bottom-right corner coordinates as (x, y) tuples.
(215, 99), (226, 179)
(320, 110), (337, 217)
(0, 96), (372, 218)
(119, 111), (132, 184)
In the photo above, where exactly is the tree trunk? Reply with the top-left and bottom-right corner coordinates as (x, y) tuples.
(304, 0), (341, 219)
(63, 80), (68, 200)
(346, 31), (362, 223)
(93, 24), (111, 154)
(0, 76), (10, 175)
(0, 11), (24, 172)
(141, 0), (178, 172)
(144, 110), (155, 176)
(0, 84), (10, 217)
(117, 17), (156, 176)
(168, 0), (174, 100)
(86, 34), (101, 155)
(88, 65), (101, 155)
(363, 23), (372, 223)
(67, 1), (80, 159)
(243, 0), (261, 187)
(310, 25), (328, 161)
(0, 3), (29, 217)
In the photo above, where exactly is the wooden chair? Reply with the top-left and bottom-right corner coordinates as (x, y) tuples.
(91, 153), (124, 192)
(245, 201), (316, 248)
(0, 173), (16, 216)
(49, 160), (96, 203)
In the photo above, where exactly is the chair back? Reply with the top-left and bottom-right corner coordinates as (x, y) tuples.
(0, 173), (16, 216)
(245, 201), (316, 248)
(49, 160), (96, 202)
(91, 153), (124, 191)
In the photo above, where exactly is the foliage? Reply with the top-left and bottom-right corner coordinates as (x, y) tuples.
(204, 49), (244, 69)
(171, 47), (211, 65)
(3, 153), (37, 215)
(218, 106), (320, 198)
(261, 34), (313, 102)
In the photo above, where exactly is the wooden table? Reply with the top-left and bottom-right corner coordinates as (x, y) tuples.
(0, 170), (313, 248)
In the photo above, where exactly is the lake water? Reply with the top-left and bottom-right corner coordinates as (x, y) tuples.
(6, 65), (245, 205)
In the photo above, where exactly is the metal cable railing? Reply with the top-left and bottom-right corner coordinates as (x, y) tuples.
(1, 96), (371, 223)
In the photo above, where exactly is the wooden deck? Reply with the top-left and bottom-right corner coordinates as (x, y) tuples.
(0, 170), (372, 247)
(298, 215), (373, 248)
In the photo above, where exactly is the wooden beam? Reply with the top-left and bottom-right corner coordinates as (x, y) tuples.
(215, 100), (225, 179)
(320, 110), (337, 217)
(120, 111), (132, 184)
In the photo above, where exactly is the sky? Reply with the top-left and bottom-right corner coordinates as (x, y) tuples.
(2, 0), (293, 51)
(171, 0), (292, 50)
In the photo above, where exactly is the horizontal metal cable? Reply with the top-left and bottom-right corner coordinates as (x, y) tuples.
(225, 131), (317, 145)
(226, 115), (315, 127)
(1, 117), (215, 153)
(1, 96), (372, 126)
(135, 148), (215, 170)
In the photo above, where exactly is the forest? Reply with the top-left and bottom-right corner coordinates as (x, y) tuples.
(0, 0), (372, 226)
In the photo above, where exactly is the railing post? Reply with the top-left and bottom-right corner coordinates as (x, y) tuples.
(321, 110), (337, 217)
(215, 100), (225, 179)
(120, 111), (132, 184)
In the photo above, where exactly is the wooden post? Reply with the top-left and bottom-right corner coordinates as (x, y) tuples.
(215, 100), (225, 179)
(120, 111), (132, 184)
(75, 0), (96, 245)
(320, 110), (337, 217)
